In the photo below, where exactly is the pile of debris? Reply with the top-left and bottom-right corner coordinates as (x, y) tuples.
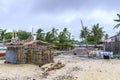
(66, 48), (87, 56)
(41, 61), (65, 78)
(41, 61), (65, 72)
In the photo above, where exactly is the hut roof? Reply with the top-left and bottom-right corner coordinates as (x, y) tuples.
(5, 40), (49, 47)
(23, 40), (49, 46)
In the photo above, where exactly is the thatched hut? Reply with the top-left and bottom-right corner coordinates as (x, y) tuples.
(5, 40), (54, 66)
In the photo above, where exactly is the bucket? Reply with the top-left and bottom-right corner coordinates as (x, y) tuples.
(103, 55), (109, 59)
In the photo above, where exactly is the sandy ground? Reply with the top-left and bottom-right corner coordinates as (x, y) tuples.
(0, 55), (120, 80)
(0, 60), (43, 80)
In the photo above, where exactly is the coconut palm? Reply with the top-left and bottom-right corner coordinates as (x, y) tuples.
(36, 28), (45, 41)
(104, 34), (109, 40)
(114, 14), (120, 29)
(45, 31), (51, 43)
(45, 28), (58, 43)
(50, 28), (58, 43)
(59, 28), (71, 43)
(91, 24), (104, 44)
(49, 28), (58, 43)
(58, 28), (72, 50)
(80, 26), (89, 41)
(0, 29), (6, 41)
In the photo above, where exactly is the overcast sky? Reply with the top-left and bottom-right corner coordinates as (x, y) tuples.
(0, 0), (120, 40)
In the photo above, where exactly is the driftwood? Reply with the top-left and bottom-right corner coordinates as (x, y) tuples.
(41, 61), (65, 72)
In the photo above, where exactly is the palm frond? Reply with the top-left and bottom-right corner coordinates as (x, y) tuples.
(113, 23), (120, 29)
(117, 14), (120, 19)
(114, 19), (120, 22)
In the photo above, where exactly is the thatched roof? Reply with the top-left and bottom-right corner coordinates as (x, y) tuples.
(23, 40), (49, 46)
(6, 40), (49, 47)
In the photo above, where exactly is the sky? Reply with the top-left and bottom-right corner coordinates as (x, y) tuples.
(0, 0), (120, 40)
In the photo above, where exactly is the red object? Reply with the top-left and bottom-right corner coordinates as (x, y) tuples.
(0, 53), (5, 57)
(86, 50), (90, 56)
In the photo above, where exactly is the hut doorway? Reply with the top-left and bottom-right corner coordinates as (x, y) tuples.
(6, 50), (17, 63)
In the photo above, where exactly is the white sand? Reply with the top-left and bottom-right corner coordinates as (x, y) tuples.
(0, 60), (43, 80)
(47, 55), (120, 80)
(1, 55), (120, 80)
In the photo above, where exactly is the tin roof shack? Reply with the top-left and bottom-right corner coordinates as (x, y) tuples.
(5, 40), (54, 66)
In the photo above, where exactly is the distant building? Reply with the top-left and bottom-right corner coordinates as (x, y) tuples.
(104, 34), (120, 54)
(106, 34), (120, 42)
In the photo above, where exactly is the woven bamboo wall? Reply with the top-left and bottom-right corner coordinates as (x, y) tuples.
(18, 42), (54, 66)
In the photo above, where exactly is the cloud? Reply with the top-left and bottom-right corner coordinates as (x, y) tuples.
(0, 0), (120, 40)
(86, 10), (117, 25)
(1, 0), (120, 14)
(32, 0), (120, 13)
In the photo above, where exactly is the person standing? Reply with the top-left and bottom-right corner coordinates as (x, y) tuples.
(86, 49), (90, 57)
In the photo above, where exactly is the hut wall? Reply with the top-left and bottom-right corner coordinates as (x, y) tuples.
(104, 42), (120, 54)
(17, 47), (26, 64)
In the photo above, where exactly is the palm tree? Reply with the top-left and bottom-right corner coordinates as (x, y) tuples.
(80, 27), (89, 41)
(0, 29), (6, 41)
(45, 31), (51, 43)
(36, 28), (45, 41)
(104, 34), (109, 40)
(91, 24), (104, 45)
(51, 28), (58, 36)
(50, 28), (58, 43)
(59, 28), (71, 43)
(45, 28), (58, 43)
(114, 14), (120, 29)
(58, 28), (72, 50)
